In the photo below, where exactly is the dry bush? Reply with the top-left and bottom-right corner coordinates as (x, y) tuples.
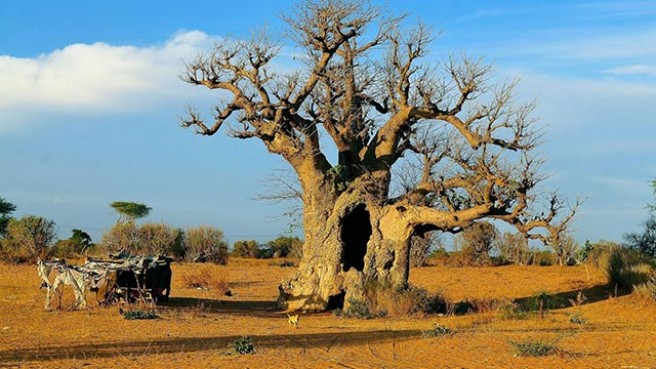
(100, 221), (140, 254)
(454, 222), (499, 266)
(360, 283), (441, 318)
(497, 232), (533, 266)
(138, 222), (181, 256)
(603, 246), (653, 291)
(184, 226), (229, 264)
(634, 272), (656, 303)
(410, 233), (443, 268)
(181, 267), (231, 295)
(1, 215), (57, 263)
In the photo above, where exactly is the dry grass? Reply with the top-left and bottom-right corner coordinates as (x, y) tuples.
(2, 262), (656, 368)
(180, 265), (232, 295)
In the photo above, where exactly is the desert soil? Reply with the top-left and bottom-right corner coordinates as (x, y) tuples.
(1, 259), (655, 368)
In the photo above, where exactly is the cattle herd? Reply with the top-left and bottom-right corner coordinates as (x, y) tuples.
(37, 254), (172, 310)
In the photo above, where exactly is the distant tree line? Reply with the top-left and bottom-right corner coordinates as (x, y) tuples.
(3, 182), (656, 268)
(0, 198), (306, 265)
(232, 236), (303, 259)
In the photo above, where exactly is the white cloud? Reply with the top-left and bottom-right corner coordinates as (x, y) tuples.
(604, 64), (656, 76)
(530, 28), (656, 60)
(511, 70), (656, 130)
(0, 30), (218, 131)
(590, 176), (651, 192)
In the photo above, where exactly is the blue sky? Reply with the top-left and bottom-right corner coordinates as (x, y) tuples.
(1, 1), (655, 244)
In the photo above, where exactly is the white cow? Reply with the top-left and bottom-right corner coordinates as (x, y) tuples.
(37, 259), (90, 310)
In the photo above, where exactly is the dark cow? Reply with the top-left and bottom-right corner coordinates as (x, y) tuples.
(143, 256), (172, 302)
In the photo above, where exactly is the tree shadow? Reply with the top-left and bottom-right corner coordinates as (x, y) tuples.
(449, 283), (626, 315)
(0, 329), (423, 364)
(159, 297), (280, 317)
(511, 283), (626, 310)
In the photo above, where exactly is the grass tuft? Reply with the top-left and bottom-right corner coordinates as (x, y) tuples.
(233, 336), (255, 354)
(509, 338), (558, 357)
(423, 324), (454, 338)
(122, 309), (159, 320)
(182, 267), (232, 295)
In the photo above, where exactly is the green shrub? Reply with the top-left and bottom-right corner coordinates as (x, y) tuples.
(604, 246), (652, 291)
(232, 240), (260, 258)
(522, 290), (562, 318)
(266, 236), (303, 258)
(340, 298), (375, 319)
(233, 336), (255, 354)
(509, 338), (558, 357)
(277, 260), (296, 268)
(122, 309), (159, 320)
(568, 311), (586, 324)
(423, 324), (454, 338)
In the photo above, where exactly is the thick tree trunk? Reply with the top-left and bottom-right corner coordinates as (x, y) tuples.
(278, 182), (413, 312)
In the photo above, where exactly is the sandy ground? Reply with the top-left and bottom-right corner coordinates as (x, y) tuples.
(1, 260), (655, 368)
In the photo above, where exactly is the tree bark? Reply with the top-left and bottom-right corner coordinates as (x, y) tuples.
(278, 174), (413, 312)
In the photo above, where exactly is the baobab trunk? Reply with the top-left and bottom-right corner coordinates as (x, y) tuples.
(278, 178), (413, 312)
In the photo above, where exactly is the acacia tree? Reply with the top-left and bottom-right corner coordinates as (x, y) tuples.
(181, 0), (578, 311)
(109, 201), (152, 223)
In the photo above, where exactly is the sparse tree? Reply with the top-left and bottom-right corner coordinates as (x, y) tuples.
(552, 234), (580, 265)
(454, 221), (499, 265)
(110, 201), (152, 223)
(409, 232), (442, 267)
(266, 236), (303, 258)
(497, 231), (532, 265)
(52, 229), (95, 257)
(101, 221), (141, 254)
(0, 197), (17, 238)
(138, 222), (180, 255)
(181, 0), (578, 310)
(623, 179), (656, 259)
(1, 215), (56, 263)
(185, 226), (229, 264)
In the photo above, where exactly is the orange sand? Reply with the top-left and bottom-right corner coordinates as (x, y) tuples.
(1, 260), (655, 368)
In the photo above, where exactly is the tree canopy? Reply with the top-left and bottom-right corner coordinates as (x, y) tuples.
(179, 0), (579, 311)
(110, 201), (152, 223)
(0, 197), (17, 237)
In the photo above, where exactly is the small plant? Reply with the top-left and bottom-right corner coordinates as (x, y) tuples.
(523, 290), (561, 318)
(568, 290), (587, 307)
(568, 311), (586, 324)
(423, 324), (454, 338)
(604, 246), (652, 291)
(509, 338), (558, 357)
(634, 269), (656, 302)
(122, 309), (159, 320)
(342, 298), (375, 319)
(497, 302), (530, 320)
(278, 260), (296, 268)
(233, 336), (255, 354)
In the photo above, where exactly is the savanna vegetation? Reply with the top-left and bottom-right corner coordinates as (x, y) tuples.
(1, 1), (656, 368)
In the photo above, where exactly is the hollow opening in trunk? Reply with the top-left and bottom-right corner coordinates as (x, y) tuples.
(341, 203), (372, 272)
(326, 290), (346, 310)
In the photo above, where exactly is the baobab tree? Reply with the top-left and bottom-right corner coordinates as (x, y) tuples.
(181, 0), (578, 311)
